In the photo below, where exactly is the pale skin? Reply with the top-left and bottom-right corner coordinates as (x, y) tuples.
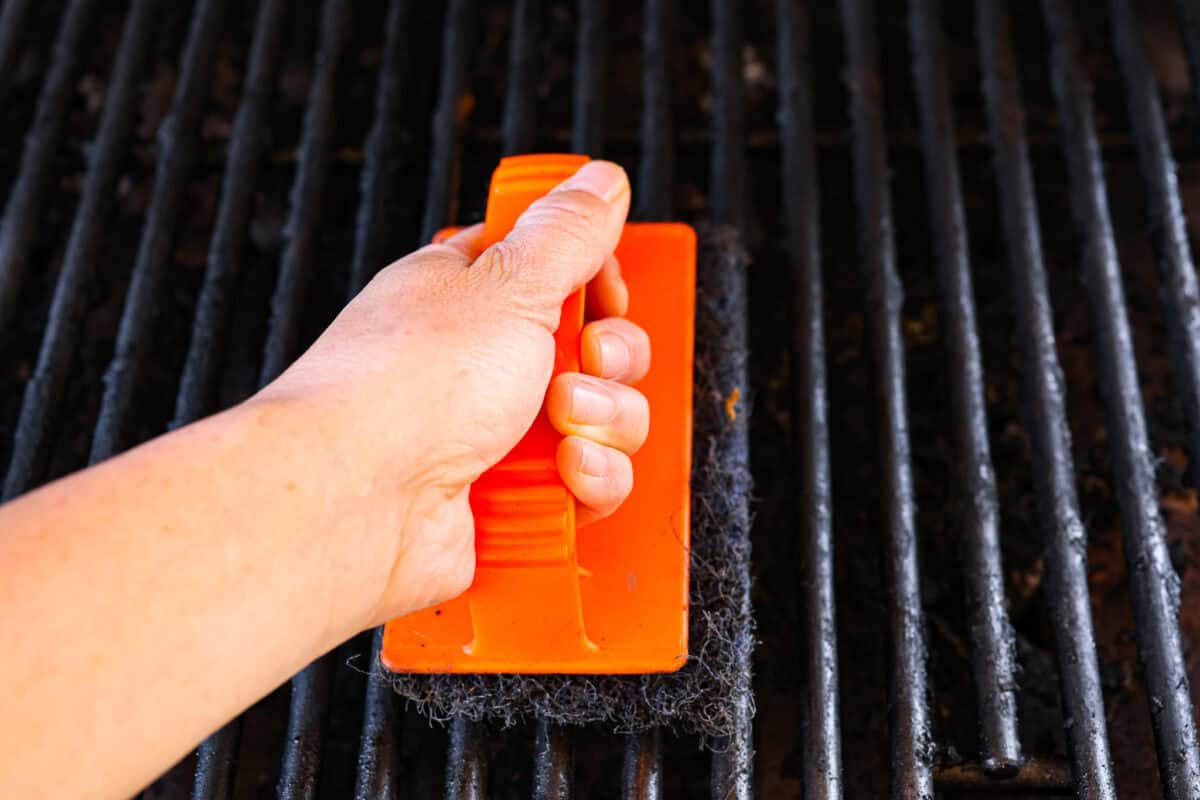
(0, 162), (649, 799)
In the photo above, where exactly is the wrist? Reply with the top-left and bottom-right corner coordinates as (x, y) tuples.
(228, 392), (421, 645)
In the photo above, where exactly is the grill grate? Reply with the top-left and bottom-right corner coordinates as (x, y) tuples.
(3, 0), (1200, 797)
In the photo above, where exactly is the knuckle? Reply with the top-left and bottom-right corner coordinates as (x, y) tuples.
(476, 250), (566, 330)
(478, 240), (533, 288)
(529, 190), (606, 228)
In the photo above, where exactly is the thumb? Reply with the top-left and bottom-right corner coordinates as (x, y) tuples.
(475, 160), (630, 326)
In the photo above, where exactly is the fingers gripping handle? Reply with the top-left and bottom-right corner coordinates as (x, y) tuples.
(467, 154), (595, 658)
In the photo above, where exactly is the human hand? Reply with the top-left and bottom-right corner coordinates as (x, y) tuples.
(250, 161), (649, 632)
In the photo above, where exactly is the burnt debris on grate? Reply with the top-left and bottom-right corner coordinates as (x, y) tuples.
(5, 0), (1200, 798)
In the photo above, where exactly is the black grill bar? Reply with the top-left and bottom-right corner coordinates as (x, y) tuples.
(906, 0), (1021, 776)
(620, 729), (663, 800)
(1174, 0), (1200, 118)
(421, 0), (472, 243)
(634, 0), (673, 222)
(191, 724), (241, 800)
(446, 718), (487, 800)
(974, 1), (1116, 796)
(414, 1), (487, 794)
(356, 0), (478, 794)
(348, 0), (410, 297)
(182, 4), (287, 797)
(260, 1), (348, 796)
(838, 0), (934, 796)
(775, 1), (842, 797)
(775, 1), (848, 797)
(173, 0), (287, 430)
(501, 0), (540, 157)
(1108, 0), (1200, 494)
(350, 2), (414, 795)
(619, 0), (675, 789)
(352, 631), (400, 800)
(258, 0), (347, 387)
(0, 0), (33, 98)
(2, 0), (160, 501)
(570, 0), (604, 155)
(1041, 0), (1200, 796)
(700, 237), (753, 798)
(532, 721), (573, 799)
(708, 0), (745, 233)
(277, 662), (335, 800)
(470, 0), (559, 791)
(88, 0), (228, 463)
(0, 0), (96, 334)
(707, 2), (752, 799)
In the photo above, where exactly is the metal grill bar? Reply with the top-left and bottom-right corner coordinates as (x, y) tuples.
(174, 0), (287, 430)
(348, 0), (411, 297)
(532, 721), (572, 800)
(421, 0), (472, 243)
(620, 0), (676, 789)
(0, 0), (34, 98)
(1174, 0), (1200, 118)
(354, 0), (481, 795)
(570, 0), (605, 155)
(191, 724), (241, 800)
(1108, 0), (1200, 494)
(775, 1), (841, 797)
(352, 631), (400, 800)
(436, 0), (554, 790)
(181, 4), (287, 797)
(259, 2), (349, 797)
(635, 0), (673, 221)
(501, 0), (540, 156)
(974, 1), (1116, 796)
(350, 1), (415, 795)
(499, 7), (584, 792)
(707, 3), (753, 798)
(837, 0), (934, 796)
(258, 0), (347, 386)
(699, 233), (753, 799)
(906, 0), (1021, 775)
(2, 0), (159, 501)
(89, 0), (228, 463)
(1040, 0), (1200, 796)
(707, 0), (745, 232)
(621, 729), (663, 800)
(0, 0), (96, 333)
(446, 718), (487, 800)
(277, 663), (335, 800)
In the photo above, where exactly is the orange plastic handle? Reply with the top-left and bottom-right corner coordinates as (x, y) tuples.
(463, 154), (594, 660)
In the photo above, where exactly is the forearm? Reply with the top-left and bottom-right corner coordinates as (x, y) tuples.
(0, 159), (639, 799)
(0, 398), (380, 799)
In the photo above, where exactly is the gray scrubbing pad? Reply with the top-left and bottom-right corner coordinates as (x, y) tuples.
(384, 225), (755, 738)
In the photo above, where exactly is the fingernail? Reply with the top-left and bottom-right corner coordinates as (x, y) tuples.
(598, 332), (632, 378)
(577, 441), (608, 477)
(557, 161), (628, 203)
(570, 382), (617, 425)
